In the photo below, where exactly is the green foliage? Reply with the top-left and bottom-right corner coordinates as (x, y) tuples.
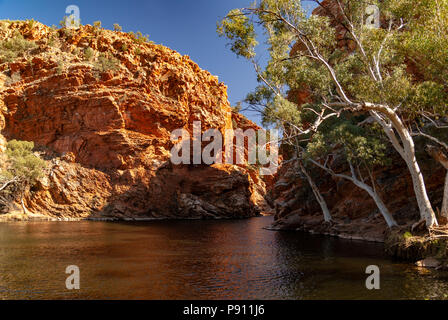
(59, 17), (67, 28)
(264, 95), (302, 127)
(63, 28), (73, 38)
(93, 21), (102, 29)
(217, 9), (258, 59)
(384, 0), (448, 83)
(129, 31), (150, 44)
(306, 117), (389, 167)
(232, 102), (242, 113)
(47, 33), (57, 47)
(1, 140), (45, 185)
(94, 52), (119, 72)
(219, 0), (448, 125)
(84, 47), (94, 61)
(0, 30), (37, 63)
(56, 60), (65, 75)
(59, 15), (81, 29)
(120, 43), (128, 52)
(113, 23), (122, 32)
(403, 232), (413, 239)
(27, 19), (35, 29)
(409, 81), (447, 117)
(217, 0), (448, 192)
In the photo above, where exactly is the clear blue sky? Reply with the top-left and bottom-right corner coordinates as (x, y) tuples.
(0, 0), (317, 125)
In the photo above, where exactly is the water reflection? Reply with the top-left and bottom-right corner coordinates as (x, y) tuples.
(0, 217), (447, 299)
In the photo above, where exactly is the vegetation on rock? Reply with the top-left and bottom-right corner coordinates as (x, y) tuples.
(0, 140), (45, 214)
(0, 29), (37, 62)
(218, 0), (448, 230)
(95, 52), (119, 72)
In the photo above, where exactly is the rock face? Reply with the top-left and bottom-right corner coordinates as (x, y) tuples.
(0, 21), (270, 219)
(269, 0), (446, 241)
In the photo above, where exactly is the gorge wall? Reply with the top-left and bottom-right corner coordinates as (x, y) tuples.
(0, 20), (270, 220)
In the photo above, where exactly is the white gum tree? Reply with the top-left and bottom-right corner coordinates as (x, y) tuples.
(218, 0), (448, 228)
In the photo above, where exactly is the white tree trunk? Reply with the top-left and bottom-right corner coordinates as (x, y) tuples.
(351, 180), (398, 228)
(0, 178), (17, 191)
(442, 172), (448, 220)
(425, 145), (448, 223)
(310, 159), (397, 228)
(402, 138), (438, 227)
(300, 162), (332, 222)
(21, 197), (28, 215)
(369, 109), (438, 227)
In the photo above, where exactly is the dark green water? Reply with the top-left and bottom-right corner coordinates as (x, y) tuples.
(0, 216), (447, 300)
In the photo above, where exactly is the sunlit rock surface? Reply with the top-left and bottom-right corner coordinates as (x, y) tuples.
(0, 21), (271, 219)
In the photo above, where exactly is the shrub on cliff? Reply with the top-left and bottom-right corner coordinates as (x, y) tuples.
(93, 21), (102, 29)
(95, 52), (119, 72)
(113, 23), (122, 32)
(129, 31), (151, 44)
(0, 30), (37, 63)
(47, 33), (58, 47)
(231, 102), (242, 113)
(27, 19), (35, 29)
(3, 140), (44, 184)
(5, 72), (22, 86)
(59, 15), (82, 30)
(84, 47), (94, 61)
(0, 140), (45, 214)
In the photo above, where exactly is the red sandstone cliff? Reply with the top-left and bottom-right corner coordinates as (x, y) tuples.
(0, 21), (271, 220)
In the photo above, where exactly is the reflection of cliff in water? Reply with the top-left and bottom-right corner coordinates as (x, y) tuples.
(0, 216), (448, 300)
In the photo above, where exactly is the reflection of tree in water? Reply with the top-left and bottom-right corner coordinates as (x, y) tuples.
(394, 267), (448, 299)
(1, 218), (448, 299)
(272, 231), (448, 299)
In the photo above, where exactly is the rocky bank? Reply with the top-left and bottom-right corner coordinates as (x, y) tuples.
(0, 20), (271, 221)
